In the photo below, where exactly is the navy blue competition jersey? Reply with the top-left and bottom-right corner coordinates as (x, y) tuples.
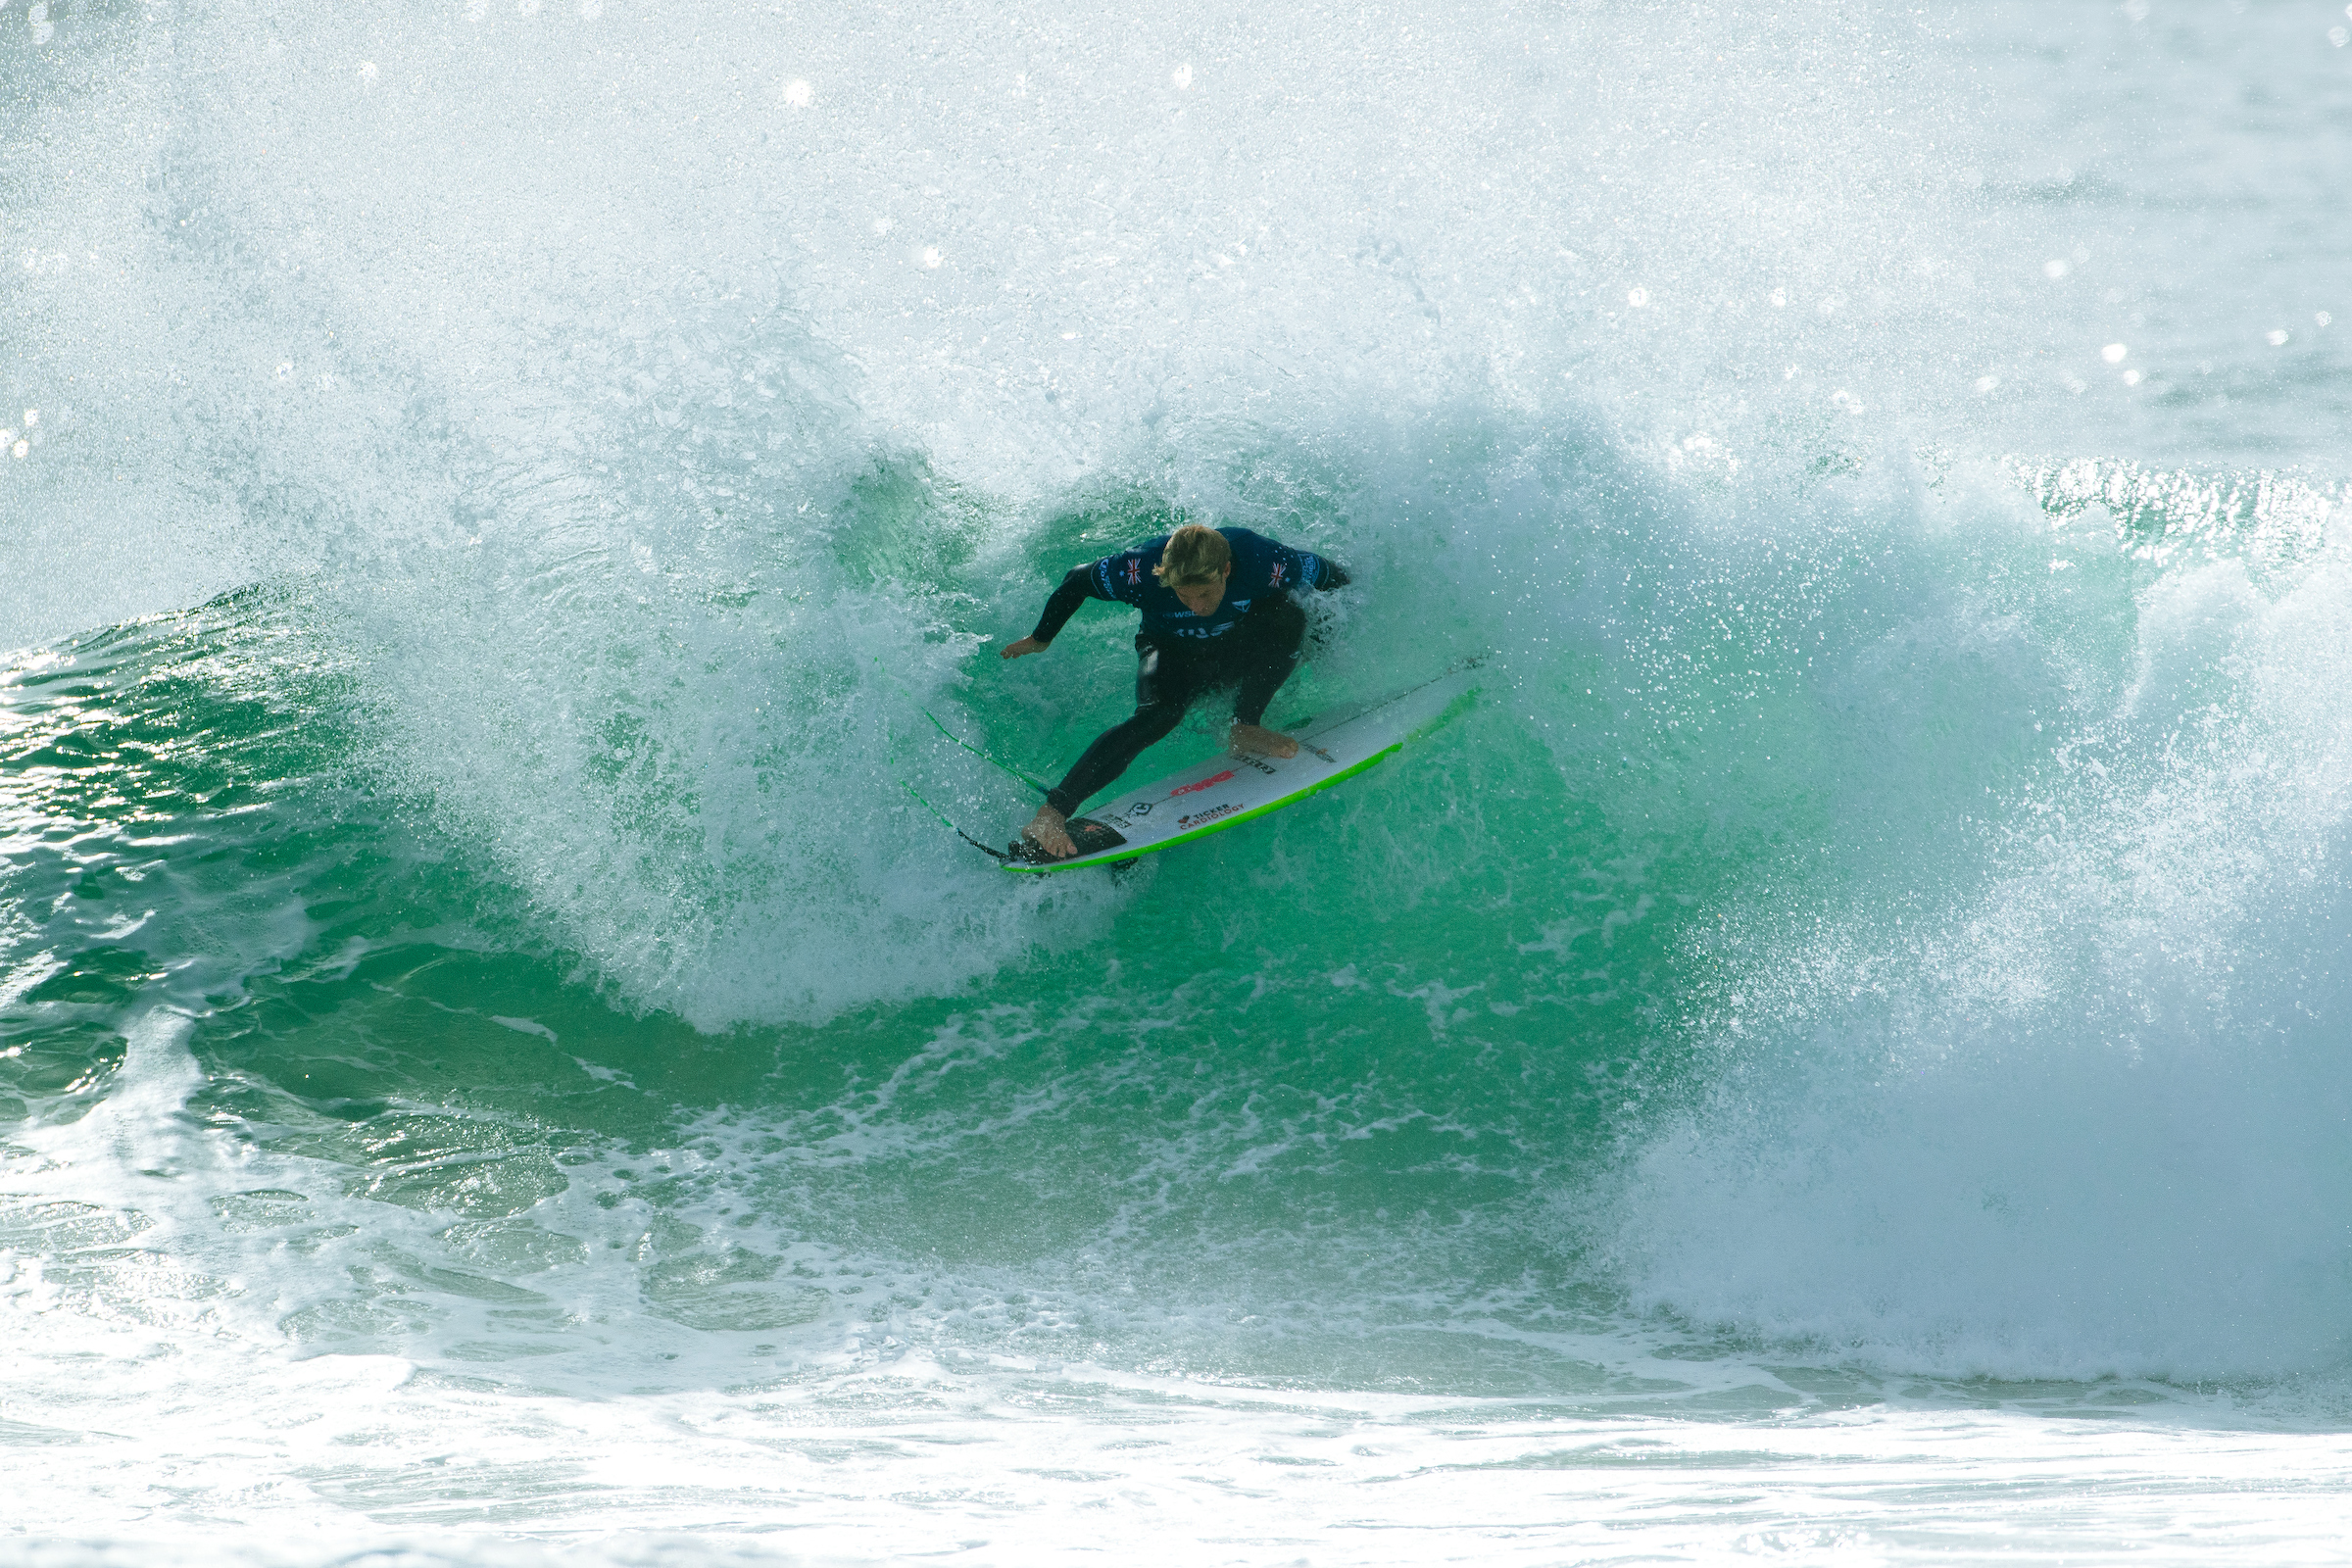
(1030, 527), (1347, 645)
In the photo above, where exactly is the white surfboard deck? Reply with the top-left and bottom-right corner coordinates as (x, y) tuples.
(1004, 662), (1483, 872)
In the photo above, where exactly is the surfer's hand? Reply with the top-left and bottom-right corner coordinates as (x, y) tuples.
(1001, 636), (1049, 661)
(1229, 723), (1299, 760)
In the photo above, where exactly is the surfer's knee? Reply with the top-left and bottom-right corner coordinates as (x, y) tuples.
(1128, 700), (1187, 741)
(1259, 596), (1306, 641)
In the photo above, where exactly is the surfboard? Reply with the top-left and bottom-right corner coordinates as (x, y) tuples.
(1004, 661), (1483, 872)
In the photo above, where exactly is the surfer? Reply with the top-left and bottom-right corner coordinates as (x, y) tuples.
(1001, 523), (1351, 860)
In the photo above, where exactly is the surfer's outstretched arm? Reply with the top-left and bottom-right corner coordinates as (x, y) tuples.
(1001, 566), (1100, 660)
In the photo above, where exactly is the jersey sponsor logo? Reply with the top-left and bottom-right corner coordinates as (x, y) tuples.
(1169, 769), (1236, 797)
(1125, 800), (1153, 818)
(1166, 615), (1241, 637)
(1177, 802), (1241, 828)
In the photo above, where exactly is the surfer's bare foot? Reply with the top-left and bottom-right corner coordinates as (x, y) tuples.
(1229, 723), (1299, 760)
(1022, 805), (1077, 859)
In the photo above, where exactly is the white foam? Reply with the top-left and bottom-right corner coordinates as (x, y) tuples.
(8, 1290), (2352, 1566)
(1598, 494), (2352, 1380)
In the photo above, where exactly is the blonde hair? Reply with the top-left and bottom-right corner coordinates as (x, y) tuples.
(1152, 524), (1231, 588)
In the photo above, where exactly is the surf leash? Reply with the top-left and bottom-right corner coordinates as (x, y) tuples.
(899, 778), (1015, 861)
(872, 658), (1050, 796)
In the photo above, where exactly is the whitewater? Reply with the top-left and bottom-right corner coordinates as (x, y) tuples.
(6, 0), (2352, 1561)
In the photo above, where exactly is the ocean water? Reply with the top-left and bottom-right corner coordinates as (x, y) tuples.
(6, 0), (2352, 1561)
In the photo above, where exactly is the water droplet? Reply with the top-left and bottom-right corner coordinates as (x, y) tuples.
(2267, 329), (2290, 346)
(1172, 63), (1194, 90)
(921, 247), (943, 269)
(783, 77), (812, 108)
(1626, 287), (1647, 308)
(1973, 375), (2000, 394)
(2101, 343), (2128, 364)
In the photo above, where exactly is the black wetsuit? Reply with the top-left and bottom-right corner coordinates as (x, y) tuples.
(1028, 528), (1350, 818)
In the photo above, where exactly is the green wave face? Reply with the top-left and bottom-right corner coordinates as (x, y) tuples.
(15, 419), (2349, 1398)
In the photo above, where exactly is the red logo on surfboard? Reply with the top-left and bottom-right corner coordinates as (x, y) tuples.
(1169, 770), (1235, 798)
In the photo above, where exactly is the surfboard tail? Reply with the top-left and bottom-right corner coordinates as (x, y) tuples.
(1004, 816), (1130, 865)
